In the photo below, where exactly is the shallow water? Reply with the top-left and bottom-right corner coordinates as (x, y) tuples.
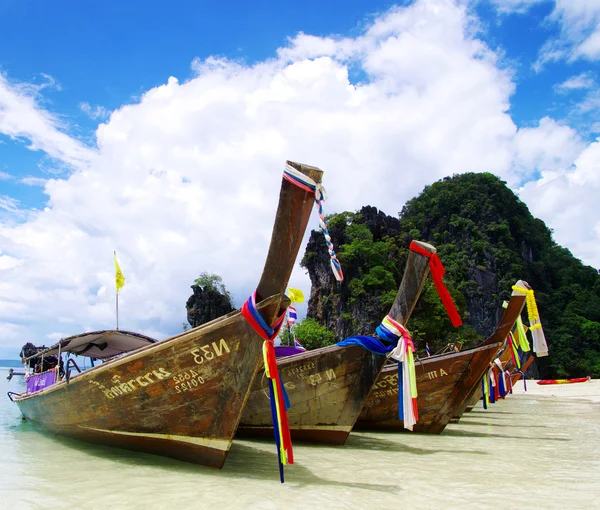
(1, 370), (599, 509)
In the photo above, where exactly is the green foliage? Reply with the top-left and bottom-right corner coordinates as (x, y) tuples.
(194, 272), (233, 304)
(293, 318), (336, 350)
(302, 173), (600, 377)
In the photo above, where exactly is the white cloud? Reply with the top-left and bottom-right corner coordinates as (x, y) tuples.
(555, 72), (595, 92)
(520, 139), (600, 268)
(535, 0), (600, 66)
(489, 0), (548, 15)
(0, 254), (23, 270)
(490, 0), (600, 64)
(79, 102), (111, 121)
(0, 0), (597, 357)
(513, 117), (585, 180)
(0, 171), (11, 180)
(0, 73), (95, 168)
(20, 177), (48, 187)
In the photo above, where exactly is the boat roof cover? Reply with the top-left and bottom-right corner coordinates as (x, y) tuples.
(39, 330), (157, 359)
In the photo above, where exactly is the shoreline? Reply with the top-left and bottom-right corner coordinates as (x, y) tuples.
(511, 378), (600, 404)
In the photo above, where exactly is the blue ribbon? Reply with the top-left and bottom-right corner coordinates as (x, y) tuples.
(398, 362), (404, 419)
(336, 335), (396, 355)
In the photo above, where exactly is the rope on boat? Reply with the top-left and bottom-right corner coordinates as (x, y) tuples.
(409, 241), (462, 327)
(241, 291), (292, 483)
(283, 164), (343, 282)
(338, 315), (419, 430)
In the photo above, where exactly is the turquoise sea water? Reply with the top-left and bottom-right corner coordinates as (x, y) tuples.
(0, 360), (22, 369)
(1, 371), (599, 509)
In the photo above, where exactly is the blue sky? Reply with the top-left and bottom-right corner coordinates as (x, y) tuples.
(0, 0), (599, 357)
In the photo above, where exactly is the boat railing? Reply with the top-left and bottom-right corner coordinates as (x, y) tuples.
(65, 358), (82, 384)
(25, 367), (59, 394)
(7, 391), (19, 402)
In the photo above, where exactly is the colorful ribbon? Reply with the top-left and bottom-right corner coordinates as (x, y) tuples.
(503, 300), (530, 352)
(482, 374), (490, 409)
(241, 292), (292, 483)
(283, 164), (344, 282)
(507, 332), (521, 370)
(409, 242), (462, 327)
(512, 284), (548, 357)
(386, 317), (418, 430)
(338, 315), (418, 430)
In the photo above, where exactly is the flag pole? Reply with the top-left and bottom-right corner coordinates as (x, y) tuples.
(115, 251), (119, 330)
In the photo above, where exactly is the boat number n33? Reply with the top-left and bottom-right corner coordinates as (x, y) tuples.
(190, 339), (231, 364)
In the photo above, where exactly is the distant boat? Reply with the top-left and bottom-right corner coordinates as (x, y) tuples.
(8, 160), (323, 470)
(537, 376), (591, 385)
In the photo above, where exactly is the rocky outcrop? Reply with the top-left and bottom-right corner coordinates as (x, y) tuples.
(186, 285), (234, 328)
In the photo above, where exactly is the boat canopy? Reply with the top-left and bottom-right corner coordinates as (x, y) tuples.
(26, 330), (157, 360)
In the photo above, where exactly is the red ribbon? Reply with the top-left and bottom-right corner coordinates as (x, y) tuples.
(409, 241), (462, 327)
(241, 294), (294, 476)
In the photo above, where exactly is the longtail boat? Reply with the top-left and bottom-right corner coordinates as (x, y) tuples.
(355, 342), (501, 433)
(8, 160), (323, 470)
(356, 281), (527, 433)
(237, 241), (436, 444)
(455, 281), (542, 415)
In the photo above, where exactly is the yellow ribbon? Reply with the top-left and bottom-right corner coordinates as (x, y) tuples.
(512, 285), (540, 324)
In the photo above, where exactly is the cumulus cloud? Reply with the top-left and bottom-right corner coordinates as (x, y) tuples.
(520, 140), (600, 268)
(0, 0), (597, 357)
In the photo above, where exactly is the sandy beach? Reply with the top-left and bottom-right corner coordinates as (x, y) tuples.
(512, 378), (600, 403)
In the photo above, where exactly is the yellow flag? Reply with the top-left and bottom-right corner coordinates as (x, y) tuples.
(114, 252), (125, 292)
(287, 287), (304, 304)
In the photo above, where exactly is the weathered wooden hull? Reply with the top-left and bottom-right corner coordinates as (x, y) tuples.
(460, 345), (534, 413)
(238, 240), (436, 445)
(451, 291), (527, 419)
(238, 344), (385, 445)
(355, 342), (501, 433)
(15, 295), (282, 469)
(13, 161), (325, 470)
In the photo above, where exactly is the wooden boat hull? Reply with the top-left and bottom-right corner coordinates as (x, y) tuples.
(451, 289), (527, 419)
(238, 240), (436, 445)
(238, 344), (384, 445)
(355, 343), (501, 434)
(15, 297), (281, 469)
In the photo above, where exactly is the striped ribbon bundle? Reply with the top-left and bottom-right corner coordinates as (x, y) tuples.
(482, 370), (490, 409)
(503, 300), (530, 352)
(493, 358), (507, 399)
(338, 316), (418, 430)
(283, 164), (344, 282)
(507, 332), (522, 370)
(512, 284), (548, 357)
(241, 292), (293, 483)
(384, 317), (419, 430)
(409, 241), (462, 327)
